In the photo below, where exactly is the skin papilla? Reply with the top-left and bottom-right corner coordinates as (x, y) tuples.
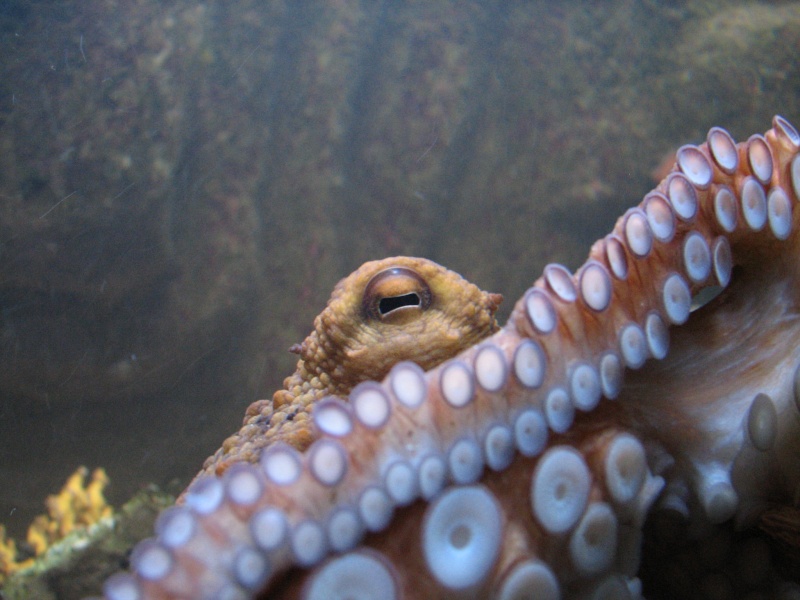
(193, 256), (502, 482)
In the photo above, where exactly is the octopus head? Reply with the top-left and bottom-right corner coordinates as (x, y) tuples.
(298, 256), (502, 394)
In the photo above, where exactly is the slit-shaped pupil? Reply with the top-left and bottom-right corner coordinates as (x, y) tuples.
(379, 292), (421, 315)
(362, 266), (432, 321)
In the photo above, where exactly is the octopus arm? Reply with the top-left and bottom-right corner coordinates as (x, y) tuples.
(102, 116), (800, 600)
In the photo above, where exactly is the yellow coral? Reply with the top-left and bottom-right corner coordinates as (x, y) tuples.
(0, 466), (113, 583)
(85, 468), (113, 524)
(0, 524), (33, 581)
(32, 466), (113, 548)
(25, 515), (52, 557)
(0, 525), (19, 574)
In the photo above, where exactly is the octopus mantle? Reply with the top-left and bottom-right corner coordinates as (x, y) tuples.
(102, 117), (800, 599)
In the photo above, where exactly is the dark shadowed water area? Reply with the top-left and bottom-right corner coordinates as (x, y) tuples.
(0, 0), (798, 581)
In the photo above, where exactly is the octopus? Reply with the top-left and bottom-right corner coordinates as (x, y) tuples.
(196, 256), (503, 480)
(100, 116), (800, 600)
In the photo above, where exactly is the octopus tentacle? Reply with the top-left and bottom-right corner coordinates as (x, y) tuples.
(103, 116), (800, 599)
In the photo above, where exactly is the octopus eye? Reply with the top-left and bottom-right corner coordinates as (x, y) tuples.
(362, 267), (433, 321)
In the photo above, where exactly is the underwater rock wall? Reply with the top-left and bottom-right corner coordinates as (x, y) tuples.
(0, 0), (798, 546)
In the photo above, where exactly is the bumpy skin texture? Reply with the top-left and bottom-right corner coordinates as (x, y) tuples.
(103, 117), (800, 600)
(195, 256), (502, 481)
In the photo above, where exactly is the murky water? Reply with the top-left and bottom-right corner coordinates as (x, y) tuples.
(0, 0), (797, 573)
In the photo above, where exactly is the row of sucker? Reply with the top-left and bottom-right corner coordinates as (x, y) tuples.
(285, 427), (666, 599)
(638, 116), (800, 600)
(101, 116), (800, 599)
(651, 116), (800, 533)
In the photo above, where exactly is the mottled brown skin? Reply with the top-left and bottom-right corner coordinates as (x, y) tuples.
(192, 256), (502, 483)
